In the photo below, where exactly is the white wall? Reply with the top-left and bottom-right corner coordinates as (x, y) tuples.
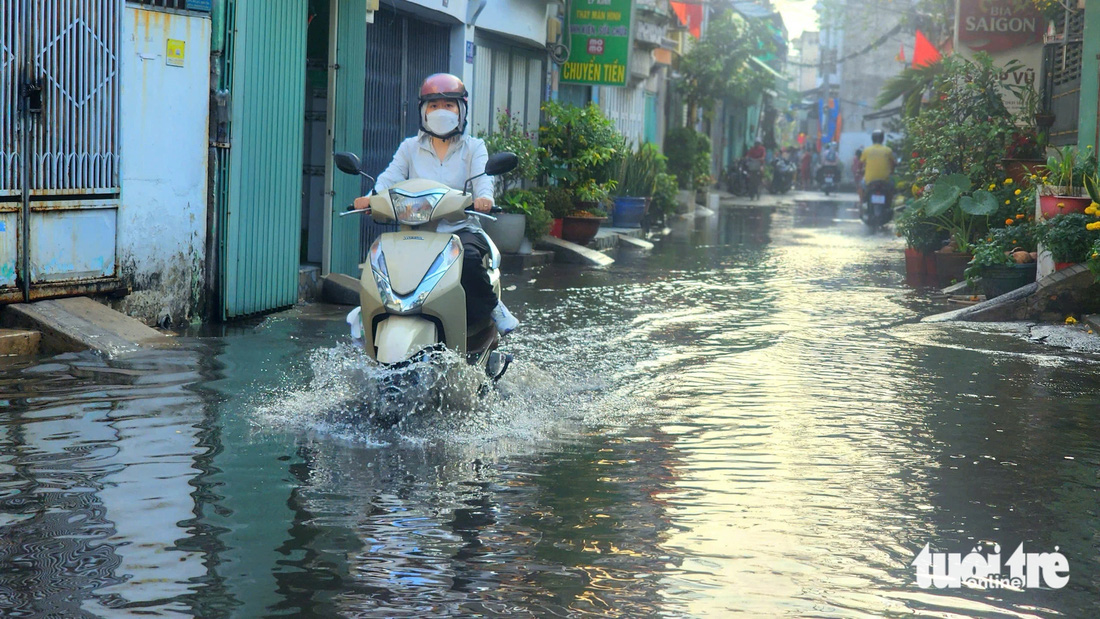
(474, 0), (548, 47)
(117, 7), (211, 325)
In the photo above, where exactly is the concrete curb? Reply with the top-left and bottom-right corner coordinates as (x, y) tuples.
(1, 297), (169, 357)
(534, 236), (615, 266)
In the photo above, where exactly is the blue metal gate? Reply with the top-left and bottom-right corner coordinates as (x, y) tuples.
(0, 0), (124, 303)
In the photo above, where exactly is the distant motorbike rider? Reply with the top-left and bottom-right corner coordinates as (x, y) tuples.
(353, 73), (518, 334)
(744, 140), (767, 199)
(860, 129), (895, 202)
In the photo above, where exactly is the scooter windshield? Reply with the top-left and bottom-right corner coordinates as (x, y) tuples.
(389, 188), (447, 225)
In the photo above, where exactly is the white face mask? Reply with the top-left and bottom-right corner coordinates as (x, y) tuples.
(425, 109), (460, 136)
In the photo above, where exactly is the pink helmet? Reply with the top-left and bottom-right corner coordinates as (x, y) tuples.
(418, 73), (468, 138)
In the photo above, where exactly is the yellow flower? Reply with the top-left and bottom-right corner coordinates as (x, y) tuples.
(1004, 178), (1013, 185)
(1014, 189), (1021, 195)
(1065, 316), (1078, 325)
(988, 183), (997, 190)
(1087, 221), (1100, 231)
(1057, 202), (1065, 209)
(1004, 200), (1011, 205)
(1015, 213), (1025, 219)
(1005, 218), (1014, 225)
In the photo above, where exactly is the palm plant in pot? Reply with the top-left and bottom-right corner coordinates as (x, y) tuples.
(612, 143), (664, 228)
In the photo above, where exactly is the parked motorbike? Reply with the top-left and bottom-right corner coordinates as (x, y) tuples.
(334, 150), (518, 387)
(724, 159), (750, 196)
(769, 158), (796, 194)
(816, 163), (840, 196)
(861, 179), (895, 230)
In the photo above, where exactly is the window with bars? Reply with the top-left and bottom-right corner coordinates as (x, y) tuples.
(127, 0), (211, 12)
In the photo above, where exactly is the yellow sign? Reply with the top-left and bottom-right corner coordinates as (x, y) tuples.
(167, 39), (185, 68)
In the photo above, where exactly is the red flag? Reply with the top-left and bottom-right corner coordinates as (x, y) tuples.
(895, 43), (906, 63)
(670, 2), (702, 39)
(912, 30), (941, 68)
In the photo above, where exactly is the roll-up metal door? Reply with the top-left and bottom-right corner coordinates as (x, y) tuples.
(356, 12), (450, 261)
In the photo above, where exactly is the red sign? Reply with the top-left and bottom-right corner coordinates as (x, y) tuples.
(957, 0), (1043, 53)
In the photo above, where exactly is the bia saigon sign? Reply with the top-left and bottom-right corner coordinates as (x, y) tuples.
(562, 0), (633, 87)
(957, 0), (1044, 53)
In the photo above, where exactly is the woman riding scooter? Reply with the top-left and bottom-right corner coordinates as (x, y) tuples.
(352, 73), (518, 335)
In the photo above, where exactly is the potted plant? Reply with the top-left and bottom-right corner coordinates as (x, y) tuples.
(612, 143), (664, 228)
(482, 188), (551, 253)
(1036, 145), (1098, 216)
(664, 126), (711, 209)
(895, 201), (947, 285)
(649, 171), (680, 227)
(964, 225), (1038, 298)
(1002, 129), (1046, 186)
(481, 109), (539, 197)
(562, 181), (609, 245)
(914, 173), (998, 286)
(1038, 212), (1100, 269)
(543, 186), (574, 238)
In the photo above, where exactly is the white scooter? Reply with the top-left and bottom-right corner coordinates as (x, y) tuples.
(334, 150), (517, 384)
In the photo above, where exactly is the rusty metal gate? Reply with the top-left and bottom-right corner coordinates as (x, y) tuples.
(0, 0), (123, 303)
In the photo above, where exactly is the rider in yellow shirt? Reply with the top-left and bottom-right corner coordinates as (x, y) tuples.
(860, 129), (894, 184)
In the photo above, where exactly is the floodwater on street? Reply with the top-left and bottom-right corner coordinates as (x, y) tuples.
(1, 197), (1098, 618)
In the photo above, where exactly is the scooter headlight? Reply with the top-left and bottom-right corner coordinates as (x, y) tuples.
(369, 236), (463, 315)
(389, 188), (446, 225)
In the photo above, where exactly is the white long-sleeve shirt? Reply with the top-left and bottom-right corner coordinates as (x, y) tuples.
(373, 132), (494, 234)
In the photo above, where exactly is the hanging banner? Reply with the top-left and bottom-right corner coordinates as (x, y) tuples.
(561, 0), (633, 87)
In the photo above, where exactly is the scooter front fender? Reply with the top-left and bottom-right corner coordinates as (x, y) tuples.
(375, 316), (439, 364)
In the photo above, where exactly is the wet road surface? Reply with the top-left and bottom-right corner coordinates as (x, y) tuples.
(1, 198), (1098, 617)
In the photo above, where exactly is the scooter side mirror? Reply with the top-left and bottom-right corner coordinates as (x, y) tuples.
(484, 152), (518, 177)
(334, 151), (363, 176)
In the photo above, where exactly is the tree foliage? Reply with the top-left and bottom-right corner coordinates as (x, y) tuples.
(677, 11), (775, 119)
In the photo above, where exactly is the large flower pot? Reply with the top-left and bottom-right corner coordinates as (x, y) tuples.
(980, 263), (1036, 298)
(1039, 195), (1091, 219)
(904, 247), (938, 287)
(549, 218), (563, 239)
(934, 251), (973, 288)
(561, 216), (605, 245)
(480, 212), (526, 254)
(611, 196), (647, 228)
(1055, 261), (1077, 271)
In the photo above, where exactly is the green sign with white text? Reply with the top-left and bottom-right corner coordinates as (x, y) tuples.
(561, 0), (633, 87)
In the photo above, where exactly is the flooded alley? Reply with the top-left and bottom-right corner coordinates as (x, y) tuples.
(1, 199), (1098, 618)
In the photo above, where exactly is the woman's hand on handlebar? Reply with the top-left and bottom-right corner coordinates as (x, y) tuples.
(353, 196), (372, 213)
(472, 197), (493, 213)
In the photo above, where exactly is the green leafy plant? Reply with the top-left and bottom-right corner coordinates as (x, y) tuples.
(899, 54), (1022, 189)
(1038, 212), (1100, 262)
(480, 110), (539, 198)
(895, 203), (947, 253)
(964, 222), (1039, 278)
(538, 101), (624, 197)
(651, 172), (679, 217)
(543, 186), (575, 220)
(1037, 145), (1098, 194)
(615, 143), (665, 197)
(915, 173), (998, 253)
(664, 127), (711, 191)
(1087, 238), (1100, 281)
(498, 189), (551, 241)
